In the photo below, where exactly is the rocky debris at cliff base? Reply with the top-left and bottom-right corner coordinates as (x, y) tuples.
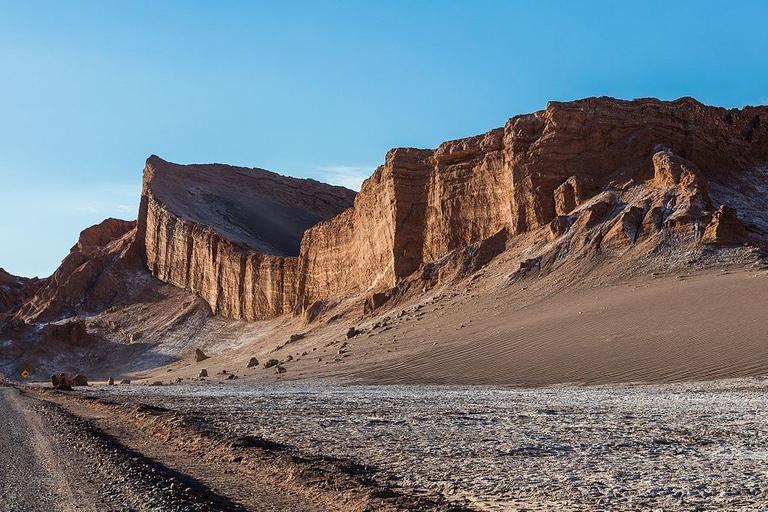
(246, 357), (259, 368)
(194, 349), (209, 362)
(107, 377), (114, 385)
(263, 359), (279, 369)
(198, 369), (208, 378)
(120, 379), (131, 385)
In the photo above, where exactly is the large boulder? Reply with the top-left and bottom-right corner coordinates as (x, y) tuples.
(51, 373), (73, 391)
(71, 374), (88, 386)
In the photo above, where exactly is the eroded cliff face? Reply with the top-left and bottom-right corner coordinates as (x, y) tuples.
(136, 97), (768, 321)
(137, 156), (357, 320)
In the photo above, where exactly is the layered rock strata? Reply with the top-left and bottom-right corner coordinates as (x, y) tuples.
(137, 157), (357, 320)
(136, 97), (768, 321)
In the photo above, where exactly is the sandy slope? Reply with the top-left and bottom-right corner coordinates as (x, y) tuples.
(350, 269), (768, 386)
(119, 257), (768, 388)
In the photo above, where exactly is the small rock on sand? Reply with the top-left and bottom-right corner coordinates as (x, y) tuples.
(195, 348), (209, 362)
(198, 369), (208, 378)
(247, 357), (259, 368)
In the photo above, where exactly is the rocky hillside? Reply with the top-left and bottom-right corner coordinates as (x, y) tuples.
(2, 96), (767, 381)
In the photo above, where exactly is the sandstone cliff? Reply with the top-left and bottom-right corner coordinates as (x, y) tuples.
(136, 156), (357, 320)
(135, 97), (768, 321)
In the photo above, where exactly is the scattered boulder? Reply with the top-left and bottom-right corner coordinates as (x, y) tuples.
(263, 359), (279, 369)
(227, 374), (238, 380)
(275, 365), (287, 374)
(195, 349), (210, 362)
(107, 377), (115, 386)
(120, 379), (131, 385)
(346, 327), (361, 339)
(51, 373), (73, 391)
(246, 357), (259, 368)
(363, 292), (390, 314)
(198, 369), (208, 378)
(289, 333), (305, 343)
(71, 374), (89, 386)
(284, 355), (294, 362)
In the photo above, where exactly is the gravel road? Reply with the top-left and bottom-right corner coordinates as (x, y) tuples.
(0, 386), (89, 511)
(0, 385), (254, 511)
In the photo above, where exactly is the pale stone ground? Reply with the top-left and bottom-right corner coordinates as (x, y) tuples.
(85, 378), (768, 511)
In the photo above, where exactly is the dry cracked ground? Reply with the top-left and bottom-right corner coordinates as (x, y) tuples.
(3, 378), (768, 511)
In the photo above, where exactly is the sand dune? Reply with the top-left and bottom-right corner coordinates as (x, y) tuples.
(343, 269), (768, 386)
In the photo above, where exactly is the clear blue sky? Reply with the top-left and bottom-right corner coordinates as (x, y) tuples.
(1, 1), (767, 277)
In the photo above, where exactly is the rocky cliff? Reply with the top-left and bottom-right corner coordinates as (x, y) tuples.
(136, 156), (357, 320)
(135, 97), (768, 321)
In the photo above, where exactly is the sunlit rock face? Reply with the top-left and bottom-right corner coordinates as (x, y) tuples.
(134, 97), (768, 320)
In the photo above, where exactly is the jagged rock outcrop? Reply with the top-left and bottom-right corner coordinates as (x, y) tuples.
(134, 97), (768, 321)
(0, 269), (44, 317)
(16, 218), (140, 322)
(703, 205), (746, 245)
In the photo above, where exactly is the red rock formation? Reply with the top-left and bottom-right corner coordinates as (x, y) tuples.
(134, 97), (768, 321)
(703, 205), (746, 245)
(0, 269), (44, 317)
(136, 156), (356, 320)
(16, 218), (139, 322)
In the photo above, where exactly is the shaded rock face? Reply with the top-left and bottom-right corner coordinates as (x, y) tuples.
(133, 97), (768, 321)
(0, 269), (44, 317)
(16, 218), (139, 322)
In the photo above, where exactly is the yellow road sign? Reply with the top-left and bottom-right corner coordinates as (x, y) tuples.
(20, 370), (29, 379)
